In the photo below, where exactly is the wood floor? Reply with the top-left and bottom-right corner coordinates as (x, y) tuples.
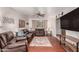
(28, 36), (65, 52)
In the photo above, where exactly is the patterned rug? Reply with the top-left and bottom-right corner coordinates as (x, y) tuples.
(30, 37), (52, 47)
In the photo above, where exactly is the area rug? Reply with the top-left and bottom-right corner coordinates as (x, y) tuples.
(29, 37), (52, 47)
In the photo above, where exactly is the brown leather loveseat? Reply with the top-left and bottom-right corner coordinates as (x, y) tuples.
(0, 31), (28, 52)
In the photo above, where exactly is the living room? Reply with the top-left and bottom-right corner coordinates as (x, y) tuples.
(0, 7), (79, 52)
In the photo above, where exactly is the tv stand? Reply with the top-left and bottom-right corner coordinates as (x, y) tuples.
(65, 35), (79, 52)
(57, 34), (79, 52)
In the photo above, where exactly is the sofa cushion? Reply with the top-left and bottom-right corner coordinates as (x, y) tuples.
(7, 38), (16, 45)
(0, 37), (6, 48)
(0, 34), (7, 45)
(7, 31), (14, 42)
(5, 40), (26, 49)
(16, 37), (26, 41)
(2, 46), (26, 52)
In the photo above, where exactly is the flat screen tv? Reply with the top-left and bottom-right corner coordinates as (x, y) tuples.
(60, 8), (79, 31)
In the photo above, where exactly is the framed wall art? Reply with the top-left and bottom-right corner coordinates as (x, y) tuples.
(2, 16), (14, 24)
(19, 19), (25, 28)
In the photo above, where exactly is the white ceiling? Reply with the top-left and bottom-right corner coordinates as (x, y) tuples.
(13, 7), (47, 17)
(12, 7), (77, 18)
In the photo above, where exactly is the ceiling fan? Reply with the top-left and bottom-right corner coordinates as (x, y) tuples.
(36, 11), (45, 17)
(35, 8), (46, 17)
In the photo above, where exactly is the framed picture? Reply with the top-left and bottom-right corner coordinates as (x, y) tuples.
(2, 16), (14, 24)
(19, 20), (25, 28)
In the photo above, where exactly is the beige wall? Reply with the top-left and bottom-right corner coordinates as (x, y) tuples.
(0, 7), (27, 33)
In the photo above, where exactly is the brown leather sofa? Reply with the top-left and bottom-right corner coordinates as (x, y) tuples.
(0, 31), (28, 52)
